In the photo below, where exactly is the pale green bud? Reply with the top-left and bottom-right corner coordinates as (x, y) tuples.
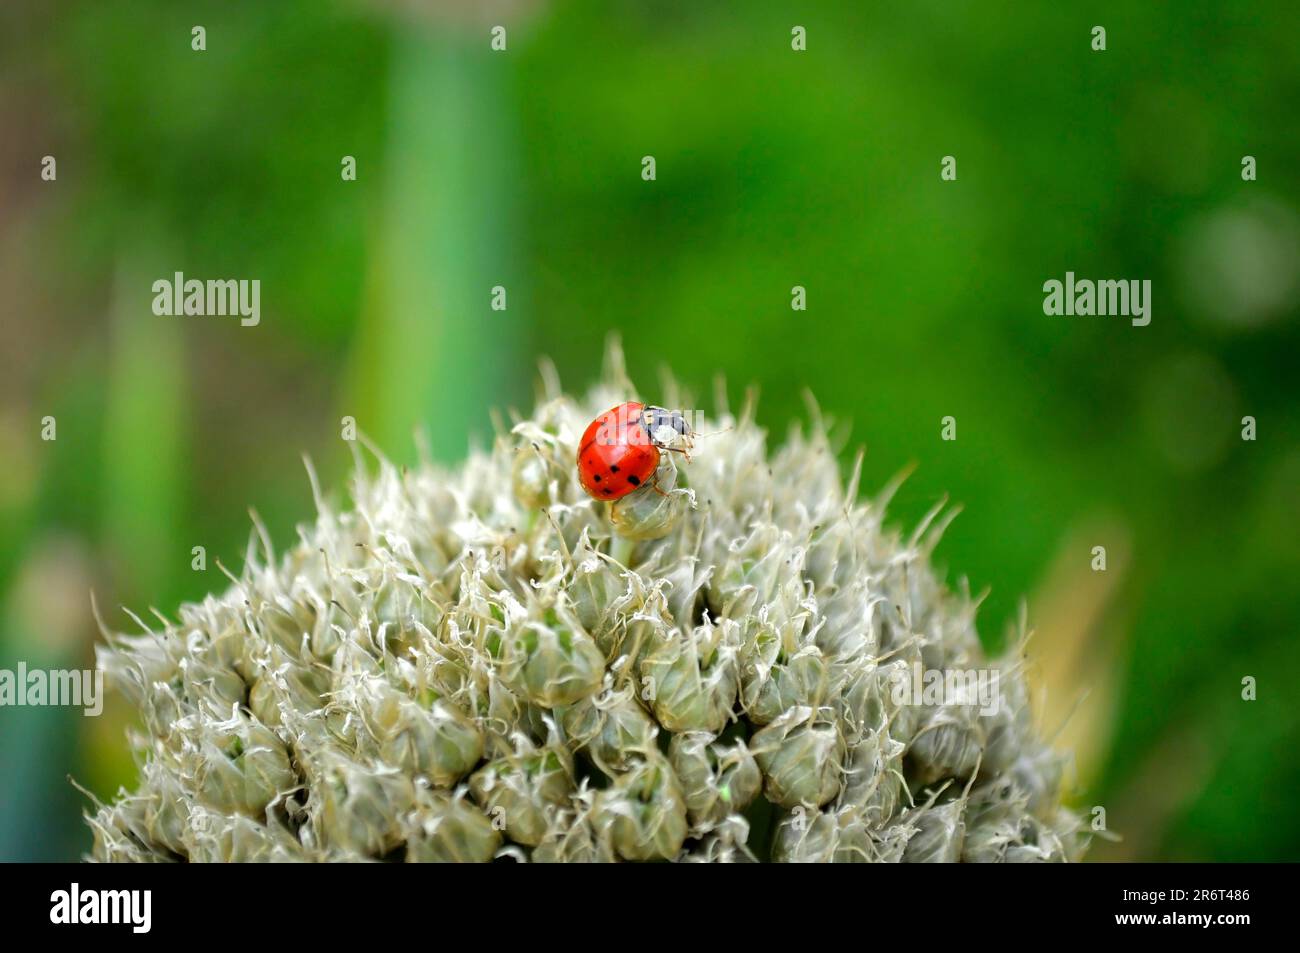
(746, 644), (827, 725)
(187, 812), (305, 863)
(772, 806), (872, 863)
(381, 698), (483, 787)
(561, 687), (659, 774)
(710, 523), (785, 609)
(140, 762), (189, 855)
(313, 754), (414, 857)
(249, 659), (327, 730)
(181, 653), (246, 712)
(736, 621), (781, 720)
(961, 780), (1027, 863)
(566, 531), (620, 639)
(357, 672), (480, 781)
(404, 791), (502, 863)
(907, 703), (986, 786)
(682, 815), (756, 863)
(667, 731), (761, 828)
(837, 727), (906, 824)
(609, 454), (688, 541)
(498, 617), (604, 708)
(640, 620), (740, 733)
(511, 443), (555, 510)
(469, 747), (574, 847)
(184, 711), (296, 816)
(238, 721), (299, 812)
(531, 785), (611, 863)
(1011, 741), (1067, 818)
(901, 798), (967, 863)
(751, 706), (845, 809)
(593, 754), (689, 861)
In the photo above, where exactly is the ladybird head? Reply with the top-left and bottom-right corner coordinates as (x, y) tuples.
(643, 405), (692, 450)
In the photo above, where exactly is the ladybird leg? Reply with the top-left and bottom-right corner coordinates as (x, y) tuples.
(649, 474), (668, 497)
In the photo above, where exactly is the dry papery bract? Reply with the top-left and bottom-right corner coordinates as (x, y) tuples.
(88, 346), (1085, 863)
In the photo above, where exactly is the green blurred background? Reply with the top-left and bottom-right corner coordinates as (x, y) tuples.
(1, 0), (1297, 861)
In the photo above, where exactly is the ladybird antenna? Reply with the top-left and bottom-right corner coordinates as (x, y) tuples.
(693, 424), (734, 440)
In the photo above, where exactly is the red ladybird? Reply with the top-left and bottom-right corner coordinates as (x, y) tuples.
(576, 402), (692, 501)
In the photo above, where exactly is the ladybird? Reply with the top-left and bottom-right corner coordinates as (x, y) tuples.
(576, 401), (692, 501)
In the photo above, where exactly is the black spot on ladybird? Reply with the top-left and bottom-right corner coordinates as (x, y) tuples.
(593, 474), (602, 483)
(627, 475), (641, 486)
(610, 464), (620, 473)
